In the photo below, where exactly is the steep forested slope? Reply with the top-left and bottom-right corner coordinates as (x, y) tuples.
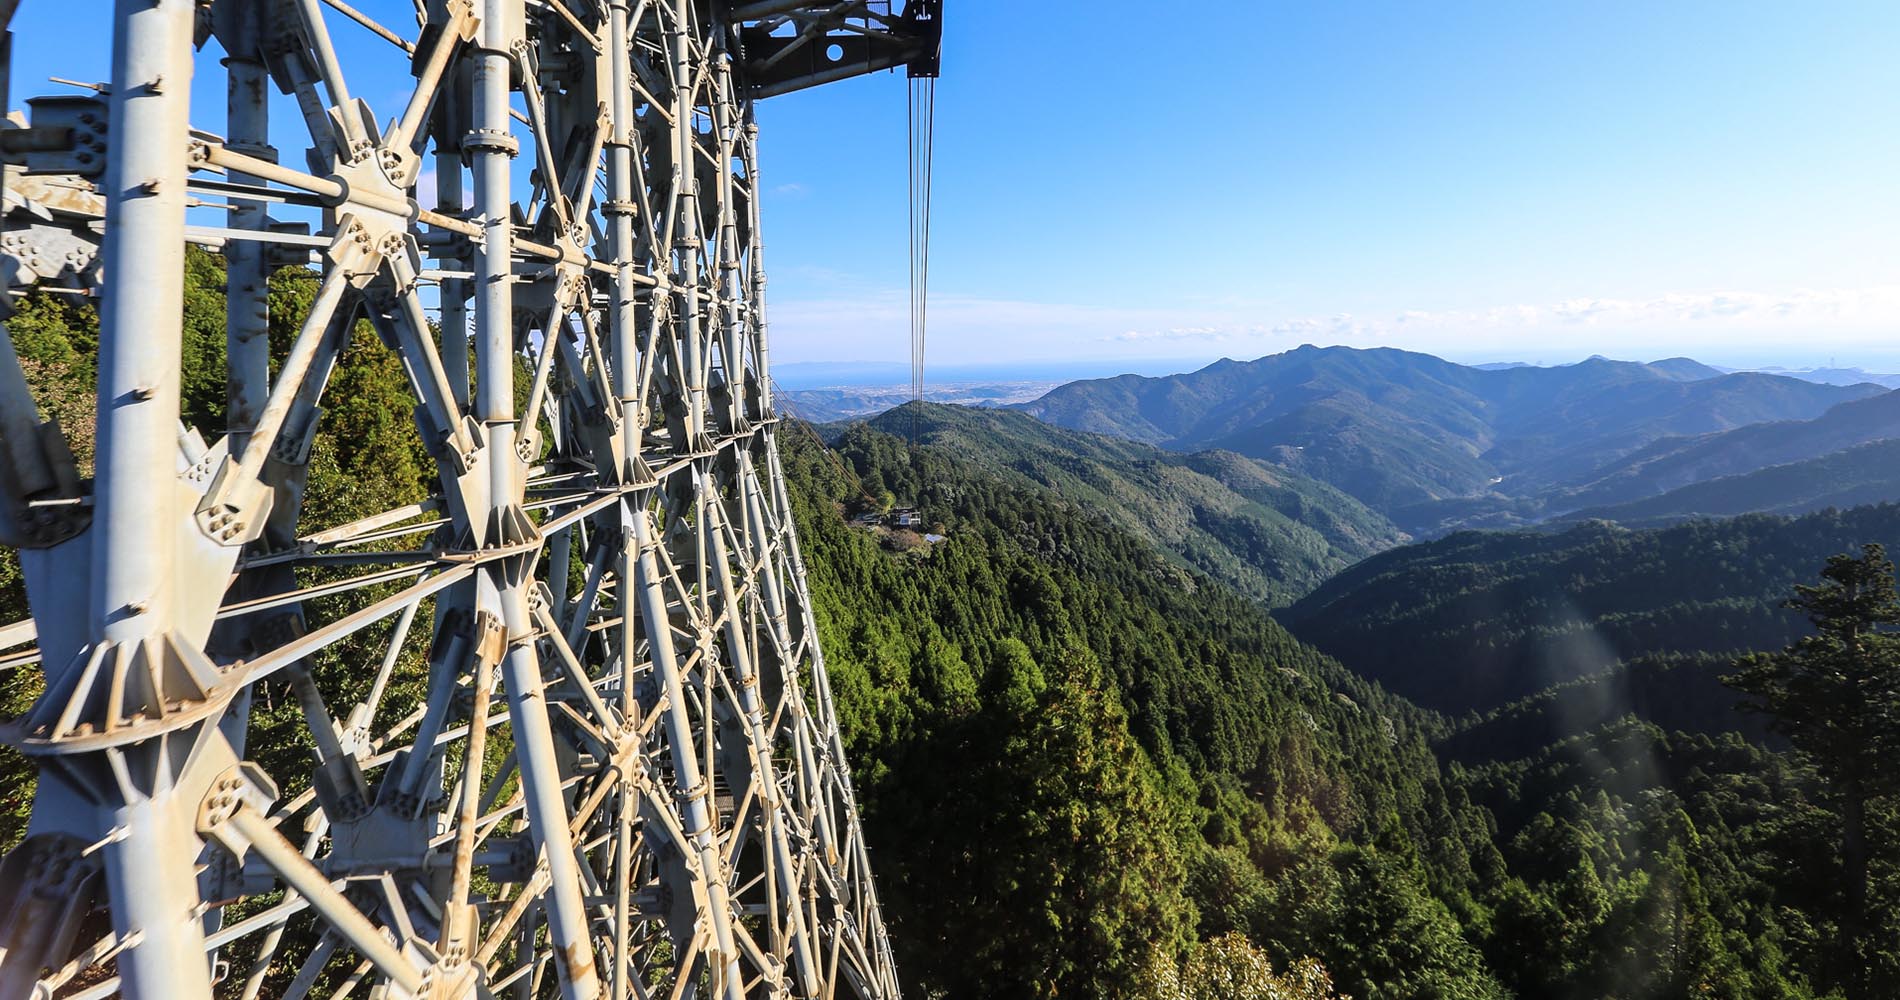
(6, 254), (1881, 998)
(0, 253), (1493, 1000)
(794, 422), (1503, 999)
(843, 403), (1406, 605)
(798, 423), (1861, 998)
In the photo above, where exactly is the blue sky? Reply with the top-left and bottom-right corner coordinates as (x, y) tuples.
(757, 1), (1900, 370)
(11, 2), (1898, 373)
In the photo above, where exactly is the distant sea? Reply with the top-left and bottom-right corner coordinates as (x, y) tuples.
(770, 357), (1215, 390)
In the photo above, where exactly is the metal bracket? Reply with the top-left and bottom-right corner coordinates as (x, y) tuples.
(8, 95), (109, 176)
(734, 0), (942, 98)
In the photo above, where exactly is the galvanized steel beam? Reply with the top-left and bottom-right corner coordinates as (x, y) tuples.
(0, 0), (937, 996)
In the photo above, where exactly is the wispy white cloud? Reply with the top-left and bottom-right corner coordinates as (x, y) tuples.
(766, 283), (1900, 365)
(1107, 287), (1900, 343)
(1533, 287), (1900, 327)
(1110, 325), (1232, 343)
(1108, 315), (1382, 344)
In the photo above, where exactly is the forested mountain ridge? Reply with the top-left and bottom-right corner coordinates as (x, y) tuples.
(1017, 345), (1883, 531)
(1544, 389), (1900, 511)
(843, 402), (1407, 605)
(1392, 388), (1900, 535)
(1279, 505), (1900, 716)
(1561, 438), (1900, 527)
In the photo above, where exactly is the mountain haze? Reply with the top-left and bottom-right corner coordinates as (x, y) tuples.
(781, 380), (1060, 423)
(1756, 366), (1900, 389)
(1017, 345), (1883, 532)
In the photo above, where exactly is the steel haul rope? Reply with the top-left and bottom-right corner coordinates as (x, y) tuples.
(907, 74), (935, 442)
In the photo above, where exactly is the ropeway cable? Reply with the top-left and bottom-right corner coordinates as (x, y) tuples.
(907, 74), (935, 443)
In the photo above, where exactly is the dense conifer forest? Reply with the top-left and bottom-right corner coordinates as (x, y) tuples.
(1281, 507), (1900, 716)
(1284, 508), (1900, 999)
(803, 419), (1900, 999)
(795, 420), (1501, 999)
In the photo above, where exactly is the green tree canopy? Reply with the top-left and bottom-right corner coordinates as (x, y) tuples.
(1728, 543), (1900, 998)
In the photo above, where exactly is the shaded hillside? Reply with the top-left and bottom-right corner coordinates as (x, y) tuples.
(1433, 652), (1771, 766)
(852, 402), (1407, 605)
(1545, 389), (1900, 513)
(1278, 505), (1900, 997)
(1563, 437), (1900, 526)
(1018, 345), (1879, 528)
(1279, 505), (1900, 716)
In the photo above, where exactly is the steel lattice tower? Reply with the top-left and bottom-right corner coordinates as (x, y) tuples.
(0, 2), (938, 997)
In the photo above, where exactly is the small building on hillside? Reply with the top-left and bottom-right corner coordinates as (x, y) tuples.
(891, 509), (923, 529)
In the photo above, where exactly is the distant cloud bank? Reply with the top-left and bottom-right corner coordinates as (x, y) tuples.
(768, 284), (1900, 369)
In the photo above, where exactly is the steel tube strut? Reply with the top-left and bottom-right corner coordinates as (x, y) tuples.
(469, 1), (600, 997)
(224, 52), (271, 451)
(93, 5), (191, 639)
(86, 0), (216, 995)
(632, 507), (747, 1000)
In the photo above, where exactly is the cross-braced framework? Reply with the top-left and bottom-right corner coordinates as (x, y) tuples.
(0, 2), (939, 997)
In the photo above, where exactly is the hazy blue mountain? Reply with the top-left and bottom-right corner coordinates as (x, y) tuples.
(854, 402), (1408, 605)
(1017, 345), (1878, 526)
(1643, 356), (1726, 381)
(1753, 366), (1900, 389)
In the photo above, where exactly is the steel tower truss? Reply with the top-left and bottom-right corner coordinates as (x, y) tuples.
(0, 1), (938, 997)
